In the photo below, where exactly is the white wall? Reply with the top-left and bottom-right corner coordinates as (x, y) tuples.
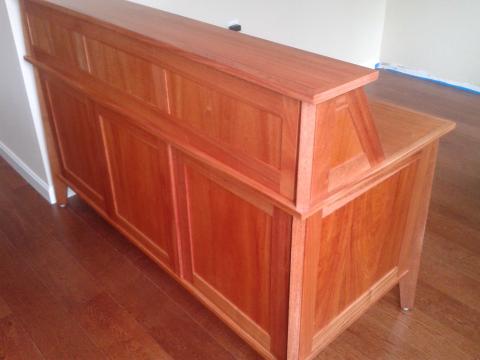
(0, 0), (56, 202)
(381, 0), (480, 89)
(128, 0), (387, 68)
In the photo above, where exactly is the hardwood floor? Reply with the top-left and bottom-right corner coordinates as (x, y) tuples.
(0, 69), (479, 359)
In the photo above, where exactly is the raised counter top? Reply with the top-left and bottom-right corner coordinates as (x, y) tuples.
(30, 0), (378, 103)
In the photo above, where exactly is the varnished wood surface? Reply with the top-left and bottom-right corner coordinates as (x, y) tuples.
(27, 0), (377, 103)
(314, 162), (419, 331)
(9, 1), (462, 354)
(306, 100), (454, 217)
(99, 106), (178, 269)
(43, 78), (109, 210)
(24, 0), (304, 201)
(0, 70), (477, 359)
(24, 0), (453, 219)
(291, 140), (439, 359)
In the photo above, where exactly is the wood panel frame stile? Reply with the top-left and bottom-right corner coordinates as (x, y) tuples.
(19, 0), (455, 359)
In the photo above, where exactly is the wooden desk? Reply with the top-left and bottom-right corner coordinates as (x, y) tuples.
(20, 0), (455, 358)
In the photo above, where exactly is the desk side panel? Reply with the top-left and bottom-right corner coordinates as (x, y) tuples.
(292, 142), (441, 359)
(312, 161), (418, 331)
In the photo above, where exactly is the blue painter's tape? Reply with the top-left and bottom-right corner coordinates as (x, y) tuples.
(377, 65), (480, 95)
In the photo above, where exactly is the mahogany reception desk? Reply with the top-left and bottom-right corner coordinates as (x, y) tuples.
(20, 0), (455, 358)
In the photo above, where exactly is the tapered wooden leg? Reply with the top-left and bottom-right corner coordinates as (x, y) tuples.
(398, 142), (438, 310)
(399, 263), (422, 311)
(53, 175), (68, 207)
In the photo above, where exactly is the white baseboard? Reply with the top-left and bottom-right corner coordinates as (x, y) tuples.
(0, 141), (55, 203)
(0, 142), (76, 204)
(376, 62), (480, 95)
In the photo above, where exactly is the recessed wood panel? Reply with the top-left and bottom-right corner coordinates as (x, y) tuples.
(326, 100), (371, 192)
(328, 102), (364, 169)
(310, 91), (384, 201)
(311, 161), (419, 331)
(186, 164), (272, 330)
(170, 74), (283, 169)
(174, 153), (292, 354)
(85, 38), (170, 112)
(26, 14), (51, 54)
(27, 14), (88, 71)
(99, 107), (176, 268)
(43, 79), (107, 209)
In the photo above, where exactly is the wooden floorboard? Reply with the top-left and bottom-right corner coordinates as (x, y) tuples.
(0, 70), (479, 359)
(0, 314), (45, 360)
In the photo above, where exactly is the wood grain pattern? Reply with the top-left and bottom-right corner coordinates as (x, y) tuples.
(19, 0), (455, 358)
(0, 314), (45, 360)
(99, 106), (177, 270)
(0, 157), (249, 360)
(328, 100), (364, 169)
(326, 96), (371, 192)
(297, 213), (323, 358)
(174, 152), (292, 355)
(309, 99), (336, 204)
(43, 77), (108, 209)
(26, 12), (52, 53)
(398, 142), (438, 309)
(313, 162), (419, 331)
(307, 100), (455, 216)
(85, 38), (170, 112)
(27, 11), (88, 70)
(0, 68), (471, 360)
(269, 209), (293, 359)
(74, 293), (173, 359)
(295, 102), (317, 211)
(28, 57), (300, 203)
(25, 0), (378, 103)
(170, 73), (283, 169)
(310, 89), (383, 203)
(286, 217), (308, 360)
(346, 88), (385, 164)
(311, 267), (399, 357)
(372, 101), (454, 159)
(24, 4), (302, 200)
(185, 161), (272, 331)
(0, 297), (11, 320)
(0, 232), (105, 359)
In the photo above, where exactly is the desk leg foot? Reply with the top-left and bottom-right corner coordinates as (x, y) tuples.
(399, 274), (419, 311)
(54, 176), (68, 208)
